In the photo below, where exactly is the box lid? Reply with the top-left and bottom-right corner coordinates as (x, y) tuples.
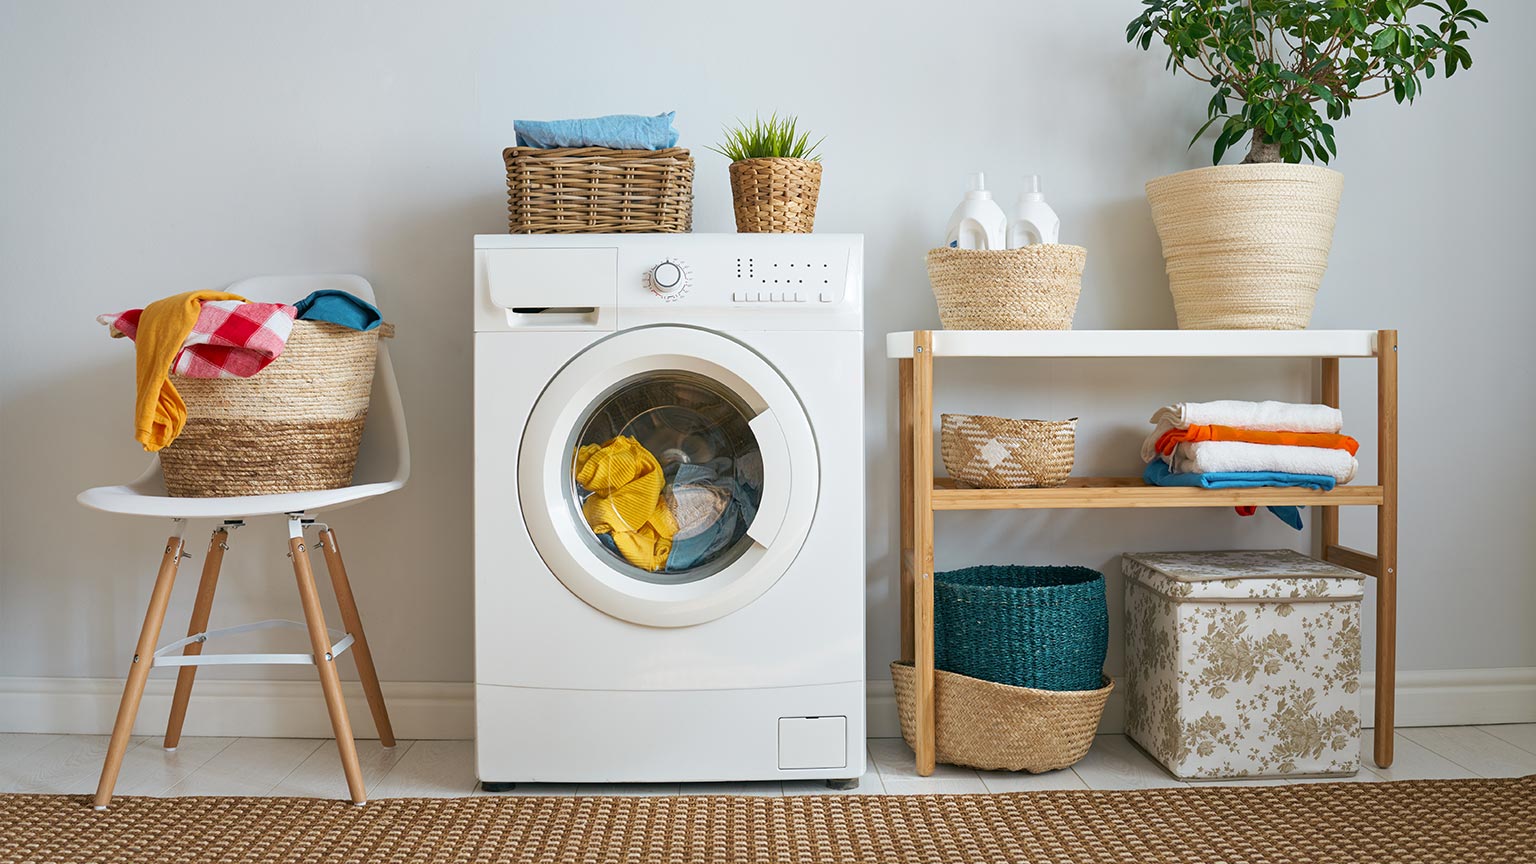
(1123, 550), (1364, 601)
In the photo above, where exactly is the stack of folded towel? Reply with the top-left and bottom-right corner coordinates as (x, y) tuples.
(1141, 400), (1360, 529)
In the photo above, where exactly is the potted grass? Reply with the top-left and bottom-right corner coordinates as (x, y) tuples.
(710, 114), (824, 233)
(1128, 0), (1486, 329)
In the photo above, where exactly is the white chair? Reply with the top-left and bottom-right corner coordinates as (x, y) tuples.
(78, 274), (409, 809)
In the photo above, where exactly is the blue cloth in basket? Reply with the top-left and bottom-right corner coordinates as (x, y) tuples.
(292, 289), (382, 332)
(514, 112), (679, 150)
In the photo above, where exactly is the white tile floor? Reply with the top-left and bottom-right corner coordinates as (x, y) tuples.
(2, 727), (1532, 800)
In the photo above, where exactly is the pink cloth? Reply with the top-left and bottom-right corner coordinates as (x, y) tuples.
(98, 300), (297, 378)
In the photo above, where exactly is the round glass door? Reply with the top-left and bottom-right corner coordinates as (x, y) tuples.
(518, 326), (819, 627)
(570, 370), (764, 584)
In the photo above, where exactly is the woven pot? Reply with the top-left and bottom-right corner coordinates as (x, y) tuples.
(941, 414), (1075, 489)
(934, 565), (1108, 692)
(159, 321), (387, 497)
(728, 157), (822, 233)
(1145, 163), (1343, 329)
(926, 245), (1086, 330)
(503, 147), (694, 234)
(892, 662), (1113, 772)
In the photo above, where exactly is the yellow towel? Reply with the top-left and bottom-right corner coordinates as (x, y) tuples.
(133, 290), (245, 451)
(574, 436), (678, 571)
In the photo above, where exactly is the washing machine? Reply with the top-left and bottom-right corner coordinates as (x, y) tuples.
(473, 233), (865, 786)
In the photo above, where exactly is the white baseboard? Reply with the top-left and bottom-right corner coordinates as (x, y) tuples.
(4, 667), (1533, 740)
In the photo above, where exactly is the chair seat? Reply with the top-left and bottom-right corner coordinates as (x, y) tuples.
(77, 479), (404, 519)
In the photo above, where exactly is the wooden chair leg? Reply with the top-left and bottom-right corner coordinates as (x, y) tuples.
(290, 529), (367, 805)
(163, 526), (230, 750)
(94, 526), (186, 809)
(319, 527), (396, 748)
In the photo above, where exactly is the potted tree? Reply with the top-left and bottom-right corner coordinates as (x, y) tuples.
(1128, 0), (1486, 329)
(710, 114), (824, 233)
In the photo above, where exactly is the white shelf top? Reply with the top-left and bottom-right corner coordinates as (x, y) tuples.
(885, 330), (1380, 359)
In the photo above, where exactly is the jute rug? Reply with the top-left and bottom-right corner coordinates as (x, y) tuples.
(2, 777), (1532, 863)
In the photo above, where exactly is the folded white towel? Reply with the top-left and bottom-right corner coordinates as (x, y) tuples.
(1163, 441), (1358, 484)
(1141, 400), (1345, 462)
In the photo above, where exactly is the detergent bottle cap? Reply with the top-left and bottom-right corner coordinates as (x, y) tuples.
(1021, 174), (1044, 201)
(965, 171), (993, 200)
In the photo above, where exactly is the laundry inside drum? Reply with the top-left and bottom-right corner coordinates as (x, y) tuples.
(570, 370), (764, 584)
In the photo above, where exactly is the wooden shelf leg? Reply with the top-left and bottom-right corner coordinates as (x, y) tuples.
(1374, 331), (1399, 768)
(290, 526), (367, 805)
(912, 331), (936, 776)
(1318, 358), (1340, 559)
(319, 527), (396, 748)
(898, 358), (915, 664)
(163, 526), (230, 750)
(94, 524), (186, 809)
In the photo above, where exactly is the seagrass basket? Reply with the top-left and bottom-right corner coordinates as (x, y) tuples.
(158, 321), (391, 497)
(892, 662), (1113, 772)
(503, 147), (694, 233)
(926, 245), (1086, 330)
(1145, 163), (1343, 329)
(941, 413), (1076, 489)
(728, 157), (822, 233)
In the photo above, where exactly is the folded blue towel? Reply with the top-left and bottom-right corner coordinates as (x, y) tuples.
(1143, 460), (1329, 531)
(514, 112), (679, 150)
(293, 289), (382, 332)
(1142, 460), (1335, 491)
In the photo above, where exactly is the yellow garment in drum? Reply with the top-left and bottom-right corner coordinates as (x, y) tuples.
(574, 436), (678, 571)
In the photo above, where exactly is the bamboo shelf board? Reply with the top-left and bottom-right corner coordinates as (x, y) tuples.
(885, 329), (1379, 359)
(931, 477), (1386, 510)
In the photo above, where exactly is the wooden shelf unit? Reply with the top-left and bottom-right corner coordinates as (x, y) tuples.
(892, 329), (1399, 777)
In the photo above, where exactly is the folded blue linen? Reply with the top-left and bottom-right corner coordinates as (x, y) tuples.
(1142, 459), (1335, 491)
(293, 289), (382, 332)
(514, 112), (679, 150)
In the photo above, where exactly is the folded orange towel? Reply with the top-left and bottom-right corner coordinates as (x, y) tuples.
(1155, 424), (1359, 457)
(133, 290), (245, 451)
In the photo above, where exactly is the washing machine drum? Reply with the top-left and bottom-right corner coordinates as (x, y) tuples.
(518, 327), (819, 627)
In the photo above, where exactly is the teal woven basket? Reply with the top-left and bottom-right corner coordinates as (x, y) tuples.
(934, 565), (1108, 692)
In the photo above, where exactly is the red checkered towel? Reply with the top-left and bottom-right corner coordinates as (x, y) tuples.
(98, 301), (298, 378)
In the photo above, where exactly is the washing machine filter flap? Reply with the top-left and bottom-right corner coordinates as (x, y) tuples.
(518, 326), (819, 628)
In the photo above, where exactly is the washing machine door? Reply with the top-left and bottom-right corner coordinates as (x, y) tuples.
(518, 326), (819, 627)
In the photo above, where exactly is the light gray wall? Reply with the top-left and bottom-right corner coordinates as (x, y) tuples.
(2, 1), (1531, 693)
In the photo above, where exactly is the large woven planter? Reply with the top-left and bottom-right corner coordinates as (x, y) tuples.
(941, 413), (1076, 489)
(728, 157), (822, 233)
(934, 565), (1108, 692)
(159, 321), (388, 497)
(926, 245), (1086, 330)
(892, 662), (1113, 772)
(1145, 163), (1343, 329)
(503, 147), (694, 234)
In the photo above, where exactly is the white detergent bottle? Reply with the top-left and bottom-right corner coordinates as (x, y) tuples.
(1006, 174), (1061, 248)
(944, 172), (1007, 250)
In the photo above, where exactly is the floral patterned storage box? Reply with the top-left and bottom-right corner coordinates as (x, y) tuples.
(1123, 550), (1364, 780)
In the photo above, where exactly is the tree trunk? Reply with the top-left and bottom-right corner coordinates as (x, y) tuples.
(1242, 128), (1282, 164)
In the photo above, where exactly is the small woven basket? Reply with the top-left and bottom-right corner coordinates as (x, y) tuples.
(941, 414), (1075, 489)
(892, 662), (1113, 772)
(926, 245), (1086, 330)
(728, 157), (822, 233)
(158, 321), (390, 497)
(503, 147), (694, 234)
(1145, 163), (1343, 329)
(934, 565), (1108, 692)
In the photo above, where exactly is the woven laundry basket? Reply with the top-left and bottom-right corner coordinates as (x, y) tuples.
(941, 414), (1076, 489)
(1145, 163), (1343, 330)
(933, 565), (1109, 693)
(892, 662), (1113, 772)
(926, 245), (1086, 330)
(158, 321), (390, 497)
(503, 147), (694, 233)
(728, 157), (822, 233)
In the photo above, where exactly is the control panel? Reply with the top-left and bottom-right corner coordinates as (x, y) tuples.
(475, 234), (863, 332)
